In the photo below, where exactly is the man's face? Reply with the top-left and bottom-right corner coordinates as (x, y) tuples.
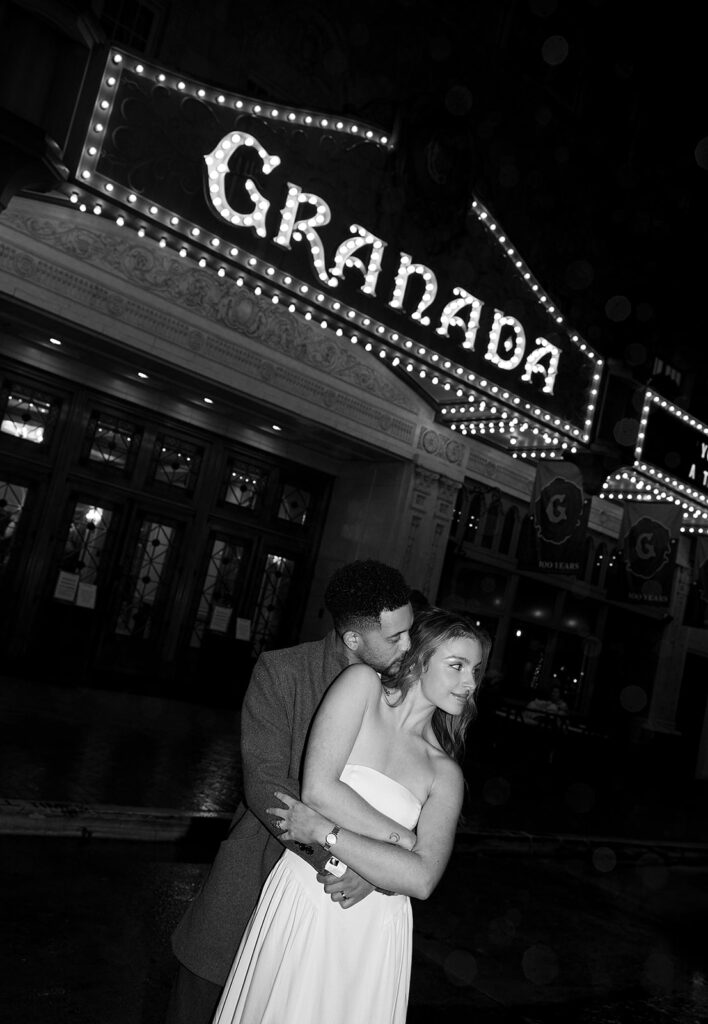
(353, 603), (414, 677)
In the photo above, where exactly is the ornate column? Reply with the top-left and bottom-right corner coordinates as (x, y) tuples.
(643, 561), (692, 734)
(394, 426), (466, 601)
(400, 464), (461, 602)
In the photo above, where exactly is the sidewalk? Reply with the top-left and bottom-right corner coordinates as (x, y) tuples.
(2, 674), (708, 1023)
(3, 829), (707, 1023)
(3, 673), (707, 844)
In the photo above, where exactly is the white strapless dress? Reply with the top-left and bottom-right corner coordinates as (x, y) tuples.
(212, 764), (423, 1024)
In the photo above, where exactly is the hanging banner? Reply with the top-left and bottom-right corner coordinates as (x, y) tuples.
(696, 536), (708, 602)
(617, 503), (682, 605)
(528, 462), (589, 574)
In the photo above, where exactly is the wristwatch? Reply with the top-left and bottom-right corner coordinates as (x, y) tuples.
(323, 824), (341, 851)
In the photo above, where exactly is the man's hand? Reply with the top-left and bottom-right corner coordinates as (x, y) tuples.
(316, 867), (375, 908)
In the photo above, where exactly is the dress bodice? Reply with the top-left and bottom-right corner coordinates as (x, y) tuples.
(339, 764), (422, 831)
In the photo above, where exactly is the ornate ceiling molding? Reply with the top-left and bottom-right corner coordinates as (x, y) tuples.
(1, 202), (422, 417)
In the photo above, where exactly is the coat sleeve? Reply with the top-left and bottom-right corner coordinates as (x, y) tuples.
(241, 650), (330, 873)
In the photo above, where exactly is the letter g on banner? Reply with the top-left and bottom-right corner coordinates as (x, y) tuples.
(619, 506), (681, 583)
(545, 493), (568, 525)
(635, 532), (657, 560)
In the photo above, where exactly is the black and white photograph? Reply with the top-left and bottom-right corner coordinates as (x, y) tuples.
(1, 1), (707, 1021)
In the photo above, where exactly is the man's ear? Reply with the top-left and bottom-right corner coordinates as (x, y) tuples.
(342, 630), (360, 652)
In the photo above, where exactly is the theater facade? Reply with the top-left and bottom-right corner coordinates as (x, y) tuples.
(1, 44), (707, 776)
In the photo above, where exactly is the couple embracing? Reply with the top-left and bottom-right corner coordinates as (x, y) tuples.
(168, 559), (491, 1024)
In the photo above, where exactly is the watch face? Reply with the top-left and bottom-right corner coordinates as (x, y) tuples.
(326, 831), (337, 846)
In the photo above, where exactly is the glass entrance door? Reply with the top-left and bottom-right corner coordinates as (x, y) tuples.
(94, 508), (186, 683)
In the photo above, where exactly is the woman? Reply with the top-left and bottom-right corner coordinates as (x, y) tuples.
(211, 607), (491, 1024)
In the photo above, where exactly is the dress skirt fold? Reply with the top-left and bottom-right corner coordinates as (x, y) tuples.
(212, 765), (421, 1024)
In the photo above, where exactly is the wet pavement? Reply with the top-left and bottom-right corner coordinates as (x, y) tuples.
(2, 674), (708, 1023)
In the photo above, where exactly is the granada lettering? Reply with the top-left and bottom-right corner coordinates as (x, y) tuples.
(204, 130), (561, 395)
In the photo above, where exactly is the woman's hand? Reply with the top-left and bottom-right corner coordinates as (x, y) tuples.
(267, 791), (329, 845)
(390, 827), (416, 851)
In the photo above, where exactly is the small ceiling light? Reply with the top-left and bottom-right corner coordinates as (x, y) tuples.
(49, 337), (62, 346)
(272, 424), (282, 432)
(137, 371), (148, 379)
(203, 397), (213, 404)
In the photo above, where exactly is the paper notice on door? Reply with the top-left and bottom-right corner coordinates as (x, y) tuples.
(209, 605), (232, 633)
(76, 583), (97, 609)
(54, 571), (79, 602)
(236, 617), (251, 641)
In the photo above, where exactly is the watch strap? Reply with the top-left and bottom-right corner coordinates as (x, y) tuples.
(323, 824), (341, 851)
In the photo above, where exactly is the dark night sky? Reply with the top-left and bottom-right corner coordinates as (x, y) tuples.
(476, 2), (708, 405)
(318, 0), (708, 416)
(438, 2), (708, 412)
(158, 0), (708, 414)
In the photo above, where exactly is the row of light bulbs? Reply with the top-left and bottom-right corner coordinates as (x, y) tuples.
(65, 183), (592, 448)
(471, 198), (580, 336)
(636, 389), (708, 443)
(107, 51), (392, 148)
(602, 474), (708, 521)
(68, 47), (606, 458)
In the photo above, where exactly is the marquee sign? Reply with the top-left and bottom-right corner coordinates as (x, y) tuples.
(65, 47), (603, 456)
(638, 394), (708, 498)
(602, 390), (708, 532)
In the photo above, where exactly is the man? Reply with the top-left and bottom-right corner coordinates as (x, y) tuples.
(167, 559), (413, 1024)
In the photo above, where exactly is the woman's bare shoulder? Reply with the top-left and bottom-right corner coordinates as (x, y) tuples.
(429, 748), (464, 792)
(330, 662), (382, 694)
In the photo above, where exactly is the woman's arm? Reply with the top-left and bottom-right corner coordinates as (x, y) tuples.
(271, 755), (464, 899)
(300, 663), (416, 850)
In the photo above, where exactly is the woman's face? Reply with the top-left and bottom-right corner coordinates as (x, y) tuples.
(419, 635), (483, 716)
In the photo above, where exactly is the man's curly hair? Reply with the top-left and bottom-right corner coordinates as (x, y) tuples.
(324, 560), (410, 633)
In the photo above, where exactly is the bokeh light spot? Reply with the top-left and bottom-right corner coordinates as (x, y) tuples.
(641, 580), (663, 599)
(522, 943), (559, 985)
(624, 342), (647, 366)
(643, 950), (675, 989)
(529, 0), (557, 15)
(430, 35), (452, 61)
(564, 259), (594, 290)
(489, 915), (516, 946)
(323, 48), (347, 75)
(694, 137), (708, 170)
(637, 853), (669, 892)
(615, 60), (634, 80)
(613, 417), (639, 447)
(619, 685), (647, 712)
(500, 162), (520, 187)
(445, 84), (473, 116)
(564, 782), (595, 814)
(350, 22), (370, 46)
(482, 776), (511, 806)
(605, 295), (632, 322)
(444, 949), (478, 987)
(592, 846), (617, 873)
(542, 35), (569, 67)
(636, 302), (654, 323)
